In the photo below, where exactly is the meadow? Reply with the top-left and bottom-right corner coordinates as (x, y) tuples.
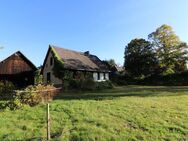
(0, 86), (188, 141)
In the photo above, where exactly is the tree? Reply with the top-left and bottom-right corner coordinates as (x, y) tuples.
(124, 38), (158, 78)
(106, 59), (116, 67)
(149, 24), (188, 75)
(103, 59), (117, 72)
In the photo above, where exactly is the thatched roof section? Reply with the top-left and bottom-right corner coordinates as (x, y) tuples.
(50, 45), (110, 72)
(0, 51), (37, 75)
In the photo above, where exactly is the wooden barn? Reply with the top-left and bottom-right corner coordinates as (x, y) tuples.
(0, 51), (37, 87)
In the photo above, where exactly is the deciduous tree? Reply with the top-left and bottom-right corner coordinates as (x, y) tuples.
(149, 24), (188, 75)
(124, 38), (158, 78)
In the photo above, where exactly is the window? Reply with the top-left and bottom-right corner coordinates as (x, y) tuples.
(97, 72), (100, 80)
(105, 73), (109, 80)
(93, 73), (98, 81)
(50, 57), (53, 66)
(103, 73), (106, 80)
(47, 72), (51, 83)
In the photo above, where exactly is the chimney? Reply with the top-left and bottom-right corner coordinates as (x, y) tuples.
(84, 51), (90, 56)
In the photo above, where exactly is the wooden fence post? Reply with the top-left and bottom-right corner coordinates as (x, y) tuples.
(47, 103), (50, 140)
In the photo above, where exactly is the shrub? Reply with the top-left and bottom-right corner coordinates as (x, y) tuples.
(3, 84), (60, 110)
(111, 74), (128, 86)
(63, 78), (113, 91)
(68, 79), (80, 90)
(110, 72), (136, 86)
(34, 70), (43, 85)
(0, 81), (15, 100)
(96, 81), (113, 90)
(63, 78), (96, 91)
(80, 78), (97, 91)
(140, 71), (188, 86)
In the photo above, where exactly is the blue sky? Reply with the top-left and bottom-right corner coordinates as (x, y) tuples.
(0, 0), (188, 66)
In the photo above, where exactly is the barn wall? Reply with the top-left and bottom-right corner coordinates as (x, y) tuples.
(0, 54), (32, 74)
(0, 71), (35, 87)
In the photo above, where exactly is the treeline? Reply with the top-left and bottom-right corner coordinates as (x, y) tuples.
(115, 24), (188, 85)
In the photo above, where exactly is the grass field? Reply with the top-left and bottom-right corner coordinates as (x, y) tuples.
(1, 86), (188, 141)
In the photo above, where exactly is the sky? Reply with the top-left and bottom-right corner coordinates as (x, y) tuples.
(0, 0), (188, 67)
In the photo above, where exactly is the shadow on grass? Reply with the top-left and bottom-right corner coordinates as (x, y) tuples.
(54, 86), (188, 101)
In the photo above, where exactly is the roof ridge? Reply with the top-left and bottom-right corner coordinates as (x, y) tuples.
(0, 51), (23, 63)
(50, 44), (98, 57)
(50, 44), (83, 55)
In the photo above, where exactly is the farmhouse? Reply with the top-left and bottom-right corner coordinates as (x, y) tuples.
(42, 45), (110, 85)
(0, 51), (37, 87)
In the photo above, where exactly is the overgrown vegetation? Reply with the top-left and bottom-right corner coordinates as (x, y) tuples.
(141, 71), (188, 86)
(63, 72), (113, 91)
(1, 86), (188, 140)
(0, 84), (59, 110)
(34, 69), (43, 85)
(51, 46), (65, 84)
(0, 81), (15, 100)
(111, 71), (188, 86)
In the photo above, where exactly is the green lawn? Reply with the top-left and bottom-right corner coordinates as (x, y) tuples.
(1, 86), (188, 141)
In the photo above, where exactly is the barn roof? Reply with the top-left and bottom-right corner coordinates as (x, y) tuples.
(0, 51), (37, 74)
(42, 45), (110, 72)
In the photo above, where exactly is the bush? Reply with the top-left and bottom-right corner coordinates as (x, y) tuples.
(68, 79), (80, 90)
(34, 70), (43, 85)
(140, 71), (188, 86)
(80, 79), (97, 91)
(63, 78), (113, 91)
(110, 72), (139, 86)
(0, 81), (15, 100)
(111, 74), (128, 86)
(3, 84), (60, 110)
(96, 81), (113, 90)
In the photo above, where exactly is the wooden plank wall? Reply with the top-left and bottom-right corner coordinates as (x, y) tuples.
(0, 54), (33, 74)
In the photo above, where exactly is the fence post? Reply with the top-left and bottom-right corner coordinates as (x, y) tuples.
(47, 103), (50, 140)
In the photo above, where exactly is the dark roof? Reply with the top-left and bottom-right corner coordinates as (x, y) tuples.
(0, 51), (37, 74)
(45, 45), (110, 72)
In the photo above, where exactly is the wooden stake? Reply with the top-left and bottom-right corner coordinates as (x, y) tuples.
(47, 103), (50, 140)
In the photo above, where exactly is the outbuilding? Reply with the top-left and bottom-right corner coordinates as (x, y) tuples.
(0, 51), (37, 87)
